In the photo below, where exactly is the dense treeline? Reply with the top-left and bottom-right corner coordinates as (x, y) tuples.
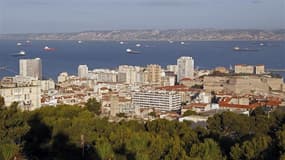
(0, 102), (285, 160)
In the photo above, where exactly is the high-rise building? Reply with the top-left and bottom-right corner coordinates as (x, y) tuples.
(78, 65), (89, 78)
(177, 56), (194, 82)
(118, 65), (144, 84)
(146, 64), (162, 84)
(19, 58), (42, 80)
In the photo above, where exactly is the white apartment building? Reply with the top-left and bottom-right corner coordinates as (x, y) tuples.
(0, 84), (41, 110)
(90, 69), (118, 83)
(132, 90), (181, 111)
(177, 56), (194, 82)
(118, 65), (145, 84)
(40, 79), (55, 91)
(78, 65), (89, 78)
(167, 65), (178, 74)
(19, 58), (42, 80)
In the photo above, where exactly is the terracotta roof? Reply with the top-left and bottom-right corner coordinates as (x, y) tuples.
(100, 87), (109, 90)
(180, 78), (193, 81)
(183, 103), (208, 109)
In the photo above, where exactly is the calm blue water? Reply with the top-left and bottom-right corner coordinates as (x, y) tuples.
(0, 40), (284, 80)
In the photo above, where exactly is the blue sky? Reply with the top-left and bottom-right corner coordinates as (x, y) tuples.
(0, 0), (284, 33)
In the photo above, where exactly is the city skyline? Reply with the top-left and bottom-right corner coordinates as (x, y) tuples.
(0, 0), (284, 33)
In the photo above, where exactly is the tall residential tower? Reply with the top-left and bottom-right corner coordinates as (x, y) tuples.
(19, 58), (42, 80)
(78, 65), (89, 78)
(177, 56), (194, 82)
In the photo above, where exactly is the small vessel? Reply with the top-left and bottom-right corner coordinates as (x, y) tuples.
(126, 48), (140, 54)
(24, 40), (32, 46)
(136, 43), (141, 47)
(120, 41), (124, 45)
(78, 40), (83, 44)
(126, 48), (133, 53)
(44, 46), (56, 51)
(168, 40), (174, 43)
(180, 41), (185, 45)
(19, 50), (26, 55)
(233, 46), (258, 52)
(17, 42), (22, 46)
(12, 50), (26, 57)
(259, 43), (265, 46)
(233, 46), (240, 51)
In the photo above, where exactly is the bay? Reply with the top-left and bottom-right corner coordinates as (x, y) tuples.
(0, 40), (284, 80)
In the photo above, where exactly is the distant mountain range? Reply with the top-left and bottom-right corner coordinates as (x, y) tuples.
(0, 29), (284, 41)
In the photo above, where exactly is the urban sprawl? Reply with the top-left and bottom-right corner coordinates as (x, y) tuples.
(0, 56), (284, 122)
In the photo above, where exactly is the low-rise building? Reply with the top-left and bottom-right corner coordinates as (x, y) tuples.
(132, 90), (181, 111)
(0, 78), (41, 110)
(255, 65), (265, 74)
(234, 64), (254, 74)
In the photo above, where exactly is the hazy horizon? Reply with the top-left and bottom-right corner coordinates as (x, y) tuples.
(2, 28), (285, 35)
(0, 0), (285, 34)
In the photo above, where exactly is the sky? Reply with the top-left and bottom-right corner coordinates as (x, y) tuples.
(0, 0), (284, 33)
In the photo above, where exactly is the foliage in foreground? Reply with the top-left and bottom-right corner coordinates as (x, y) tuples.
(0, 104), (285, 160)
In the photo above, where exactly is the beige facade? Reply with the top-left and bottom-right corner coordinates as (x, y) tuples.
(118, 65), (144, 84)
(204, 75), (284, 95)
(214, 67), (229, 73)
(234, 64), (254, 74)
(266, 77), (283, 91)
(58, 72), (69, 83)
(146, 64), (162, 85)
(0, 85), (41, 110)
(255, 65), (265, 74)
(235, 64), (266, 75)
(204, 76), (229, 92)
(40, 79), (56, 91)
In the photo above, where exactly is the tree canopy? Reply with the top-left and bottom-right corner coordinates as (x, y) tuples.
(0, 103), (285, 160)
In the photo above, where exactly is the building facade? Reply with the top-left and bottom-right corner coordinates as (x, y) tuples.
(146, 64), (162, 85)
(19, 58), (42, 80)
(177, 56), (194, 82)
(0, 84), (41, 110)
(78, 65), (89, 78)
(234, 64), (254, 74)
(132, 90), (181, 111)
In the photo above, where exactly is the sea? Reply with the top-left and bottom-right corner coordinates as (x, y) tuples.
(0, 40), (284, 80)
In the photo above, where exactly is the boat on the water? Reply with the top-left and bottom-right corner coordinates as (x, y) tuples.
(126, 48), (140, 54)
(233, 46), (258, 52)
(44, 46), (56, 51)
(12, 50), (26, 57)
